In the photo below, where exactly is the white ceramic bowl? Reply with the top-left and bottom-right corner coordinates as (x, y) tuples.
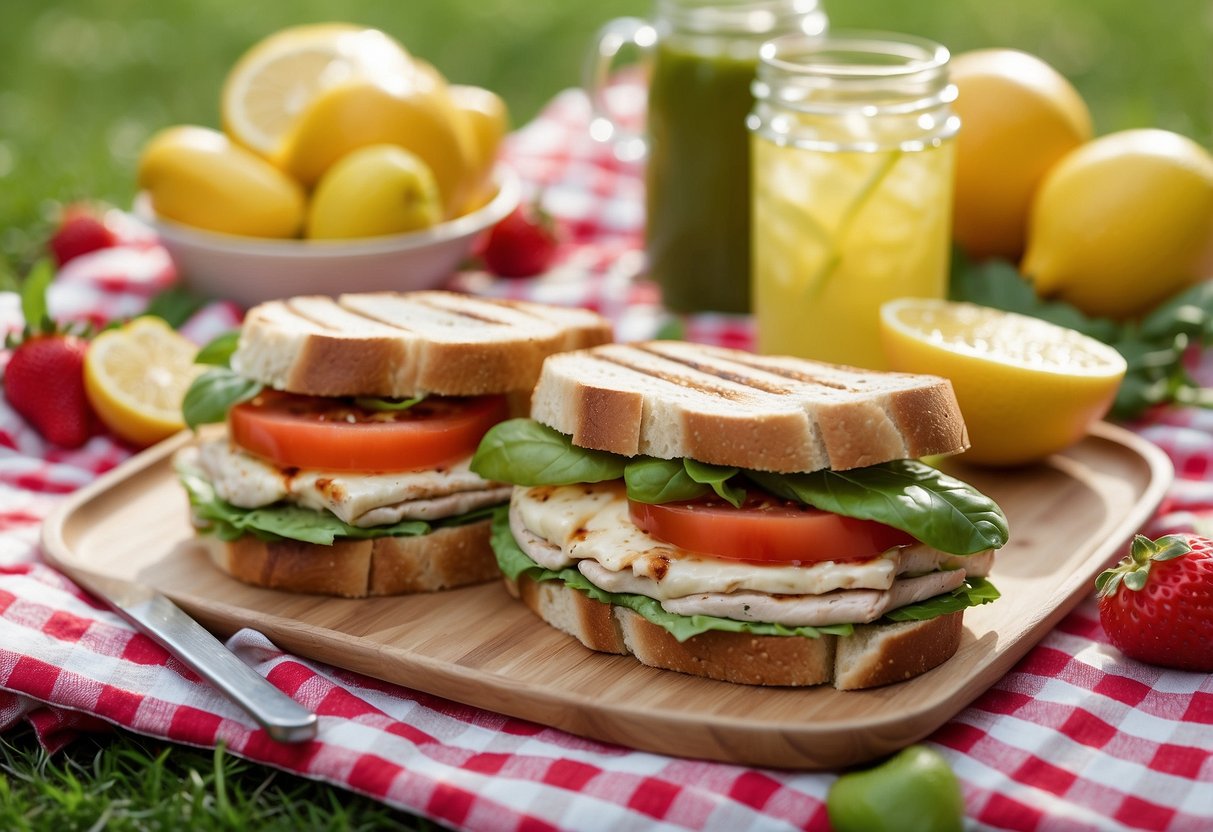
(133, 167), (520, 308)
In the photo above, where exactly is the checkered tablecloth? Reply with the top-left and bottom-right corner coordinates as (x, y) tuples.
(2, 88), (1212, 832)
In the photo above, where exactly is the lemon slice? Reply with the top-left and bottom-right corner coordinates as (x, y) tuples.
(84, 317), (206, 448)
(221, 23), (413, 157)
(879, 298), (1127, 466)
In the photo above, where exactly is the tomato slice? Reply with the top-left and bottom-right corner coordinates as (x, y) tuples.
(628, 493), (914, 564)
(229, 390), (508, 472)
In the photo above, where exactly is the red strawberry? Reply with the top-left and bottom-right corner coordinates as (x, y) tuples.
(1096, 533), (1213, 672)
(480, 200), (561, 277)
(4, 334), (94, 448)
(3, 260), (95, 448)
(48, 204), (117, 267)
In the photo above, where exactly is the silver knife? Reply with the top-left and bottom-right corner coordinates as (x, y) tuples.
(69, 571), (317, 743)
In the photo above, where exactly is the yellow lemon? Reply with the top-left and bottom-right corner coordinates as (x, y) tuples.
(448, 84), (509, 212)
(950, 49), (1092, 261)
(277, 79), (476, 218)
(138, 125), (305, 237)
(221, 23), (413, 158)
(1023, 128), (1213, 320)
(879, 298), (1127, 466)
(84, 317), (207, 448)
(306, 145), (442, 239)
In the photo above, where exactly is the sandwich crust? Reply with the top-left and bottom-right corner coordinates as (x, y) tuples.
(529, 341), (969, 472)
(232, 291), (613, 398)
(505, 573), (964, 689)
(201, 521), (498, 598)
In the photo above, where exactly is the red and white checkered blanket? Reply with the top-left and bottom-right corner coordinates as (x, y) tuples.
(2, 89), (1212, 832)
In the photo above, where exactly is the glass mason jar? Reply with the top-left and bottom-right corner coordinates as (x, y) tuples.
(749, 32), (959, 369)
(587, 0), (827, 313)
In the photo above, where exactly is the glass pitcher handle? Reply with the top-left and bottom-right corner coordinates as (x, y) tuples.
(583, 16), (655, 161)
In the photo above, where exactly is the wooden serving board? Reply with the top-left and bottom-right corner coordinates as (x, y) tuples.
(41, 422), (1171, 769)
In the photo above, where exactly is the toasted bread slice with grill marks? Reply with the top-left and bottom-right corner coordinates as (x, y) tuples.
(232, 291), (613, 399)
(529, 341), (969, 473)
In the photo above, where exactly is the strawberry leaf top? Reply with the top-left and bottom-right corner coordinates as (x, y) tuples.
(4, 259), (91, 349)
(1096, 534), (1194, 596)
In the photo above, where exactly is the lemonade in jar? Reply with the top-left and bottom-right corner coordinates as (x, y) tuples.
(749, 33), (958, 369)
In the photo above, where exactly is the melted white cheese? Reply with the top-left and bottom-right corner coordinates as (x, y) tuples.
(197, 438), (505, 527)
(511, 483), (986, 599)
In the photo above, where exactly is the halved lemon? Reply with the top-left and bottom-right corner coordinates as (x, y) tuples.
(221, 23), (413, 158)
(879, 298), (1127, 466)
(84, 317), (206, 448)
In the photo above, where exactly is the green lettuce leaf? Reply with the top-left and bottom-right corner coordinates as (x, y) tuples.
(491, 509), (996, 643)
(177, 461), (496, 545)
(747, 460), (1009, 554)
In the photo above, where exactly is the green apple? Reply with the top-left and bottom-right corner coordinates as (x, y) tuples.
(305, 144), (442, 239)
(827, 745), (965, 832)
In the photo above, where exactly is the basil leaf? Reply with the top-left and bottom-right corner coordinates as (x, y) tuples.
(193, 330), (242, 367)
(182, 367), (262, 429)
(683, 458), (744, 507)
(748, 459), (1009, 554)
(624, 457), (709, 504)
(883, 578), (1000, 622)
(354, 395), (425, 412)
(470, 419), (626, 485)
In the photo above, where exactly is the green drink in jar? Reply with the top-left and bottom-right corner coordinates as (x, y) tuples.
(586, 0), (826, 313)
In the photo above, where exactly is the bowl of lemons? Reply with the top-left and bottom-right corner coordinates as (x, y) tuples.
(132, 23), (518, 308)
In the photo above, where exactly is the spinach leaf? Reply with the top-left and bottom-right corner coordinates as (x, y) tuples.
(624, 457), (710, 503)
(748, 459), (1008, 554)
(470, 419), (627, 485)
(193, 330), (242, 367)
(683, 458), (745, 507)
(354, 395), (426, 412)
(181, 367), (262, 429)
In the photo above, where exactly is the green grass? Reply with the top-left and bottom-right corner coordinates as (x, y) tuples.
(0, 725), (440, 831)
(0, 0), (1210, 823)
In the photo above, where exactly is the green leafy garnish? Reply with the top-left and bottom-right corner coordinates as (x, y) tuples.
(747, 460), (1008, 555)
(193, 330), (242, 367)
(353, 395), (426, 412)
(684, 459), (745, 507)
(882, 577), (1000, 622)
(177, 460), (495, 545)
(182, 368), (262, 430)
(950, 251), (1213, 419)
(623, 457), (710, 504)
(470, 419), (627, 485)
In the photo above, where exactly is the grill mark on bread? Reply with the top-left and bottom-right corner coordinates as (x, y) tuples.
(595, 350), (752, 402)
(284, 296), (419, 334)
(635, 343), (793, 395)
(411, 293), (518, 327)
(707, 352), (858, 392)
